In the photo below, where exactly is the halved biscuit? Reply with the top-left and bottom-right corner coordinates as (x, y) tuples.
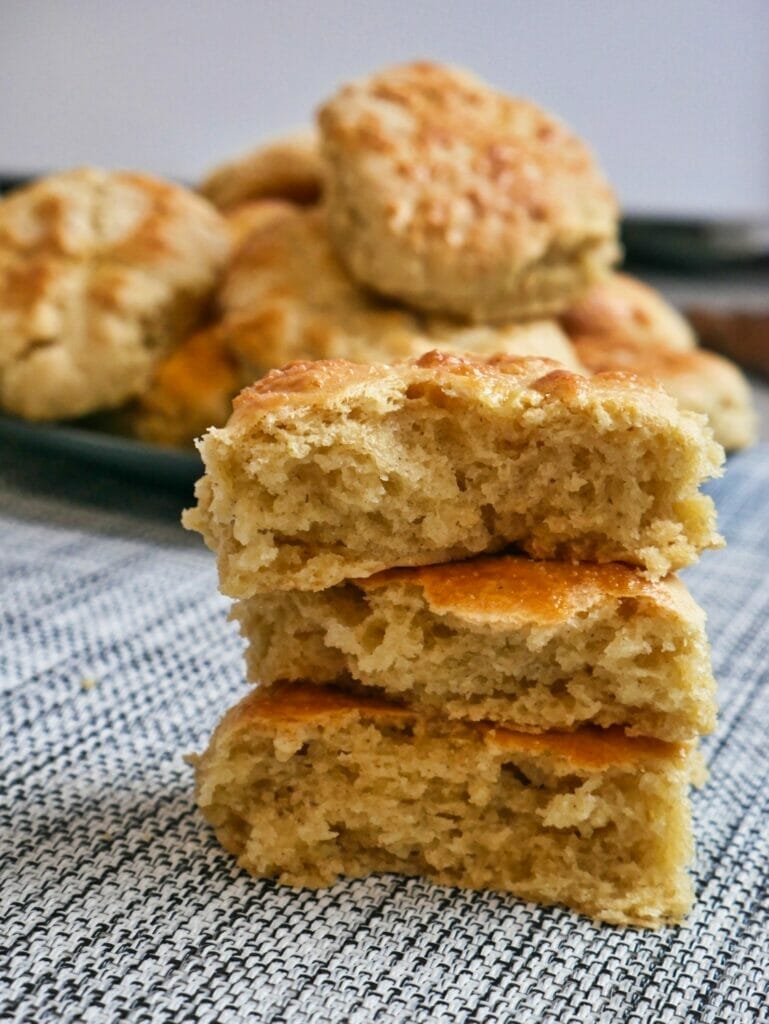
(233, 555), (716, 741)
(183, 351), (723, 593)
(0, 168), (230, 420)
(318, 62), (619, 321)
(195, 681), (703, 927)
(572, 335), (756, 452)
(199, 130), (325, 210)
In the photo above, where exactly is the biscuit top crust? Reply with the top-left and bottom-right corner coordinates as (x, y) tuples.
(0, 167), (231, 418)
(358, 554), (691, 625)
(199, 130), (325, 210)
(561, 273), (696, 351)
(224, 682), (684, 769)
(220, 204), (412, 325)
(228, 348), (663, 421)
(224, 199), (297, 249)
(0, 167), (228, 269)
(318, 61), (617, 263)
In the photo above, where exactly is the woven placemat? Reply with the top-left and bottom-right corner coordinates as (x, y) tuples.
(2, 445), (768, 1023)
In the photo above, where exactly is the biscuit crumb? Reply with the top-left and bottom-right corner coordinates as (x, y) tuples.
(80, 676), (98, 691)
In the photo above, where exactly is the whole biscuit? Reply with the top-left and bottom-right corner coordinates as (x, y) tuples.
(199, 130), (325, 210)
(0, 168), (230, 420)
(573, 334), (756, 451)
(318, 62), (619, 321)
(561, 273), (696, 352)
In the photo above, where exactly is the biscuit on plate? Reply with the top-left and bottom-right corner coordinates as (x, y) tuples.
(0, 168), (230, 420)
(219, 203), (425, 368)
(318, 62), (619, 321)
(183, 351), (723, 594)
(123, 325), (241, 448)
(194, 681), (703, 927)
(199, 130), (325, 210)
(233, 554), (716, 742)
(573, 335), (756, 452)
(220, 203), (585, 374)
(561, 273), (696, 352)
(224, 199), (297, 250)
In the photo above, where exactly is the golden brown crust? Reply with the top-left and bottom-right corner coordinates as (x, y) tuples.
(561, 273), (696, 352)
(199, 130), (325, 210)
(122, 325), (241, 447)
(224, 200), (297, 250)
(0, 167), (231, 420)
(318, 61), (619, 320)
(230, 349), (646, 419)
(219, 682), (685, 770)
(359, 554), (691, 625)
(219, 204), (425, 371)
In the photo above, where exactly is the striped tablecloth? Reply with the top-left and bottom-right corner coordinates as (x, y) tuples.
(2, 442), (768, 1023)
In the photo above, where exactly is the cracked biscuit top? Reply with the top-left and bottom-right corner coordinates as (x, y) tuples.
(318, 61), (619, 321)
(0, 167), (230, 420)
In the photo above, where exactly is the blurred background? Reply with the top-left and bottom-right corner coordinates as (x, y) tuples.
(1, 0), (767, 435)
(1, 0), (768, 220)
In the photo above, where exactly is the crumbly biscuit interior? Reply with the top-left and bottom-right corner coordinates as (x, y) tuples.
(187, 383), (720, 592)
(233, 583), (716, 741)
(196, 711), (696, 927)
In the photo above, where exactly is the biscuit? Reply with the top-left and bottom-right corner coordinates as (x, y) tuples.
(199, 130), (325, 210)
(318, 62), (619, 321)
(224, 199), (297, 250)
(424, 318), (585, 371)
(561, 274), (696, 352)
(219, 203), (425, 369)
(194, 681), (703, 927)
(183, 351), (723, 593)
(573, 335), (756, 451)
(0, 168), (231, 420)
(233, 555), (716, 742)
(123, 325), (240, 448)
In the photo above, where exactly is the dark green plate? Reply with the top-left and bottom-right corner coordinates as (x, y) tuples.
(0, 414), (202, 487)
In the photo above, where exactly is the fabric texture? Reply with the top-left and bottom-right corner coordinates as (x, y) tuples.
(1, 442), (768, 1023)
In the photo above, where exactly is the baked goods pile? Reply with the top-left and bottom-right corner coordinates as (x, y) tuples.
(0, 62), (755, 451)
(182, 63), (730, 927)
(187, 73), (738, 917)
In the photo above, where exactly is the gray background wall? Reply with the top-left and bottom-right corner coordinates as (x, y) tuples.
(1, 0), (767, 218)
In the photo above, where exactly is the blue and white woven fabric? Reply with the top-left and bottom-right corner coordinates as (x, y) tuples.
(2, 443), (768, 1023)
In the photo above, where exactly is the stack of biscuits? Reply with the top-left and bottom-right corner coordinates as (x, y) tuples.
(186, 64), (726, 928)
